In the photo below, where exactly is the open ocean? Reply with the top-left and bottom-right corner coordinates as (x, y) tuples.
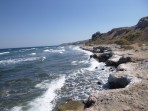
(0, 45), (112, 111)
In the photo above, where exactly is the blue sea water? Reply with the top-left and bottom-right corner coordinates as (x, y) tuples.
(0, 45), (112, 111)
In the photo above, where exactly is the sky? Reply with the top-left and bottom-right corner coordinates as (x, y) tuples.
(0, 0), (148, 48)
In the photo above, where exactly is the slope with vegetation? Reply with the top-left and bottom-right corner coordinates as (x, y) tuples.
(85, 16), (148, 46)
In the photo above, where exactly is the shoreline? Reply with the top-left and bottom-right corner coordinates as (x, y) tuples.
(58, 44), (148, 111)
(83, 44), (148, 111)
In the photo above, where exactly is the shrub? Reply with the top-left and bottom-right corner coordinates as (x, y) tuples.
(121, 45), (134, 50)
(114, 39), (131, 45)
(124, 32), (141, 41)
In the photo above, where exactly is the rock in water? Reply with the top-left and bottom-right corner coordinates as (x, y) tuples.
(58, 100), (85, 111)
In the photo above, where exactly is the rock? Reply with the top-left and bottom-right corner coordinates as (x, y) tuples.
(58, 100), (85, 111)
(117, 64), (128, 71)
(105, 55), (121, 67)
(92, 54), (98, 59)
(118, 57), (132, 64)
(98, 52), (113, 62)
(90, 55), (93, 59)
(93, 46), (111, 53)
(84, 80), (148, 111)
(85, 95), (97, 108)
(136, 16), (148, 29)
(108, 28), (130, 36)
(97, 80), (103, 85)
(108, 74), (131, 89)
(106, 56), (132, 67)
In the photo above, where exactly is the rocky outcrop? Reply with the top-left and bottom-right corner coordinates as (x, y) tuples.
(136, 16), (148, 29)
(93, 46), (111, 53)
(106, 55), (132, 67)
(58, 100), (85, 111)
(98, 52), (113, 62)
(108, 28), (130, 37)
(84, 80), (148, 111)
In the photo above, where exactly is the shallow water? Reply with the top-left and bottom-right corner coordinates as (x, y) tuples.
(0, 45), (111, 111)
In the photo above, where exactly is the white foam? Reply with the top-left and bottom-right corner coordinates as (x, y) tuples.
(11, 106), (22, 111)
(86, 58), (100, 71)
(72, 46), (92, 55)
(10, 76), (65, 111)
(43, 49), (65, 54)
(20, 48), (36, 52)
(43, 49), (50, 52)
(59, 46), (64, 49)
(78, 60), (89, 64)
(41, 57), (46, 61)
(71, 61), (77, 65)
(71, 60), (89, 65)
(0, 57), (40, 65)
(0, 52), (10, 55)
(30, 53), (36, 56)
(29, 76), (65, 111)
(35, 80), (49, 89)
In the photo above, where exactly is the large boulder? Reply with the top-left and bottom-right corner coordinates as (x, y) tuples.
(106, 55), (132, 67)
(108, 74), (130, 89)
(58, 100), (85, 111)
(105, 55), (121, 67)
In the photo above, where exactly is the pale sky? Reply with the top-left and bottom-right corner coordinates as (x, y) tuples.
(0, 0), (148, 48)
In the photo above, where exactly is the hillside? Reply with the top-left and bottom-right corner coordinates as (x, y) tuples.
(60, 40), (88, 46)
(85, 16), (148, 46)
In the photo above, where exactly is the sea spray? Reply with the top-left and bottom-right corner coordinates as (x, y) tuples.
(11, 76), (65, 111)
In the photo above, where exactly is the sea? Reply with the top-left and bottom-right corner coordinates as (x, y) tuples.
(0, 45), (112, 111)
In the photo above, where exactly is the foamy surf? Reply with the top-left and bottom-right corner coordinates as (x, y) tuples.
(0, 52), (10, 55)
(86, 58), (100, 71)
(72, 46), (93, 55)
(0, 57), (40, 65)
(30, 53), (36, 56)
(11, 76), (65, 111)
(43, 49), (65, 54)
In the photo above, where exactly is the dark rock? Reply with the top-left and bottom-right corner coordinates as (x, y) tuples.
(108, 75), (130, 89)
(97, 80), (103, 85)
(90, 55), (93, 58)
(117, 68), (125, 71)
(118, 57), (132, 64)
(98, 52), (113, 62)
(85, 96), (96, 108)
(136, 16), (148, 29)
(92, 54), (98, 59)
(106, 60), (118, 67)
(58, 100), (84, 111)
(93, 46), (111, 53)
(106, 56), (132, 67)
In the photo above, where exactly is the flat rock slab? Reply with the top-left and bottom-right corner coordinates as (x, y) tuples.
(58, 100), (85, 111)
